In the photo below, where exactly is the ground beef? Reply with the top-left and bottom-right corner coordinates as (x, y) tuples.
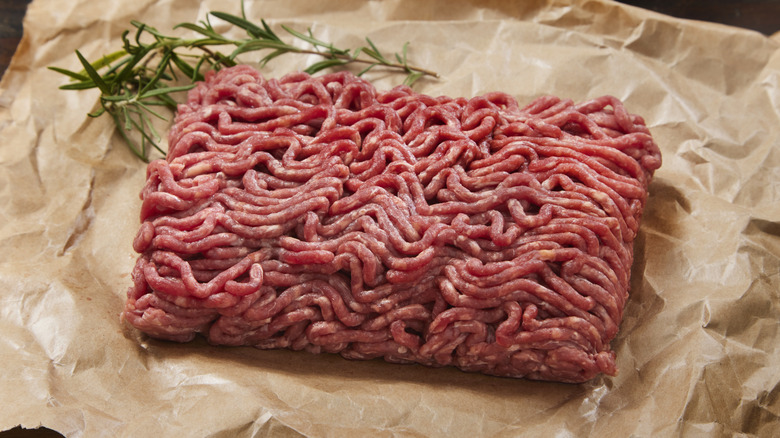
(123, 65), (661, 383)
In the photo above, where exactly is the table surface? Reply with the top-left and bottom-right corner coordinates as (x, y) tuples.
(0, 0), (778, 437)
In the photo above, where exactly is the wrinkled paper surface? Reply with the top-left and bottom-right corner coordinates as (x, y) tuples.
(1, 0), (779, 436)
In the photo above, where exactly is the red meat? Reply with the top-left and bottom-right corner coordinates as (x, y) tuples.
(123, 65), (661, 383)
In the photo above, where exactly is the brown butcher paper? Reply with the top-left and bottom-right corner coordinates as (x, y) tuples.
(0, 0), (778, 436)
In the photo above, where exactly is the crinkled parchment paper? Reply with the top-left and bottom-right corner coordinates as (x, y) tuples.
(1, 0), (778, 436)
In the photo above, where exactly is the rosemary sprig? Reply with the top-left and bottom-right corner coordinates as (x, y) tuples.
(49, 8), (438, 162)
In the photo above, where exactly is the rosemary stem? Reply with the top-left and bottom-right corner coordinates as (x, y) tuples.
(52, 9), (439, 162)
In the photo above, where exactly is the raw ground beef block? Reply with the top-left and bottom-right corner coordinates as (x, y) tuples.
(123, 65), (661, 383)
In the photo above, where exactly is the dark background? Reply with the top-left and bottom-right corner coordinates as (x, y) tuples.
(622, 0), (780, 35)
(0, 0), (778, 437)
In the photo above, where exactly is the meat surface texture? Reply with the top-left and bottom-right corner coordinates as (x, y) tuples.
(124, 65), (661, 383)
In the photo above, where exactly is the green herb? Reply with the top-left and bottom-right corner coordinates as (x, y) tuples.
(49, 7), (438, 162)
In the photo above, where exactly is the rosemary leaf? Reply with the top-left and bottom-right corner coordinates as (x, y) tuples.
(75, 50), (112, 95)
(134, 100), (167, 121)
(131, 20), (164, 40)
(229, 39), (297, 60)
(88, 50), (129, 71)
(259, 48), (287, 67)
(170, 53), (195, 79)
(363, 38), (390, 64)
(59, 81), (98, 90)
(48, 66), (89, 81)
(139, 52), (173, 96)
(304, 58), (349, 75)
(139, 84), (197, 99)
(210, 11), (271, 40)
(113, 46), (151, 89)
(174, 22), (229, 41)
(112, 111), (147, 161)
(403, 71), (424, 87)
(88, 107), (106, 118)
(260, 19), (282, 42)
(356, 62), (378, 77)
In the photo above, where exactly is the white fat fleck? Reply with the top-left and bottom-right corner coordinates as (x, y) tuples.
(591, 192), (610, 204)
(185, 162), (212, 178)
(538, 249), (555, 261)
